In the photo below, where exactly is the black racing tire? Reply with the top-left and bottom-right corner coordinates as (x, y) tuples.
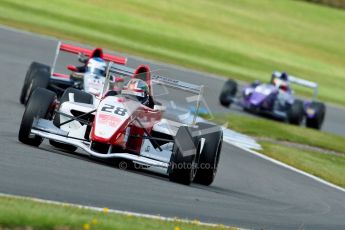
(20, 62), (50, 104)
(24, 68), (51, 105)
(306, 102), (326, 130)
(18, 88), (57, 146)
(169, 126), (199, 185)
(193, 123), (223, 186)
(219, 79), (237, 107)
(49, 88), (93, 152)
(288, 99), (304, 125)
(20, 62), (51, 105)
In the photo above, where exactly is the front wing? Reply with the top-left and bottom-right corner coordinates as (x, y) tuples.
(32, 118), (169, 168)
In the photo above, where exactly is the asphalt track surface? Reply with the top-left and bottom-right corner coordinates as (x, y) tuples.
(0, 27), (345, 230)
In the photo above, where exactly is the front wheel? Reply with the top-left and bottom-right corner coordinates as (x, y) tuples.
(20, 62), (50, 104)
(23, 68), (51, 105)
(305, 102), (326, 130)
(169, 126), (199, 185)
(288, 100), (304, 125)
(18, 88), (57, 146)
(193, 123), (223, 186)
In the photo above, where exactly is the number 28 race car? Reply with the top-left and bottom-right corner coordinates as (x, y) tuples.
(18, 62), (223, 186)
(219, 71), (326, 129)
(19, 42), (127, 105)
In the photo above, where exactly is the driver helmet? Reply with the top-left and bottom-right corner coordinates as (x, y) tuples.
(273, 72), (289, 92)
(86, 57), (106, 76)
(122, 79), (150, 106)
(280, 72), (289, 81)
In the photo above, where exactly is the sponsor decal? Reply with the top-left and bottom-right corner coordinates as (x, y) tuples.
(98, 114), (120, 127)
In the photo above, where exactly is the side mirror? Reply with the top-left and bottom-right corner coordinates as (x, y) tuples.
(78, 52), (88, 63)
(67, 65), (78, 72)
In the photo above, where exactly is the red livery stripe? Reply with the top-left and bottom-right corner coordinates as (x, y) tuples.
(52, 72), (70, 79)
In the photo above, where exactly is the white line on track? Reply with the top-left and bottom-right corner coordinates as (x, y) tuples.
(0, 193), (238, 229)
(229, 143), (345, 194)
(198, 111), (345, 194)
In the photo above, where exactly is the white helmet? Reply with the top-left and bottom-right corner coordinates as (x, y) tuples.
(86, 57), (106, 76)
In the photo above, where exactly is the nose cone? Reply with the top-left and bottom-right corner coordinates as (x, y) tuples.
(91, 97), (133, 143)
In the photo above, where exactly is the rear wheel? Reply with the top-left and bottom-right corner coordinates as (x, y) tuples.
(49, 88), (93, 152)
(288, 100), (304, 125)
(169, 126), (199, 185)
(306, 102), (326, 130)
(18, 88), (57, 146)
(219, 79), (237, 107)
(193, 123), (223, 186)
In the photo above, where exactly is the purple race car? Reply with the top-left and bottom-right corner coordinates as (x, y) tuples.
(219, 71), (326, 130)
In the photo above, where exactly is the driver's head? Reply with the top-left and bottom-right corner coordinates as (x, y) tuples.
(273, 72), (289, 91)
(122, 79), (150, 106)
(280, 72), (289, 81)
(86, 57), (106, 76)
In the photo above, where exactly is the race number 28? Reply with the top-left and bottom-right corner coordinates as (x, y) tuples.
(101, 104), (127, 116)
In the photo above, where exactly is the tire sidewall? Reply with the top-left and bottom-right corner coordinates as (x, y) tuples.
(219, 80), (237, 107)
(288, 100), (304, 125)
(20, 62), (50, 104)
(24, 68), (51, 105)
(19, 88), (56, 146)
(193, 122), (223, 185)
(169, 126), (198, 185)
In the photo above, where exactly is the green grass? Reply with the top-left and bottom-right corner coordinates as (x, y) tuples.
(0, 196), (234, 230)
(304, 0), (345, 8)
(217, 114), (345, 154)
(0, 0), (344, 105)
(215, 114), (345, 188)
(260, 142), (345, 188)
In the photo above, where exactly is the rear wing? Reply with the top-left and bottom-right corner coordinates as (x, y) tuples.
(51, 41), (127, 75)
(107, 62), (203, 94)
(272, 71), (318, 99)
(151, 75), (203, 95)
(106, 62), (204, 124)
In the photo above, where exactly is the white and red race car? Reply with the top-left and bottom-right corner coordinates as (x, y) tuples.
(18, 62), (223, 185)
(19, 42), (127, 104)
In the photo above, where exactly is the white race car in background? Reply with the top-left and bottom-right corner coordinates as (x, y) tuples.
(19, 42), (127, 104)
